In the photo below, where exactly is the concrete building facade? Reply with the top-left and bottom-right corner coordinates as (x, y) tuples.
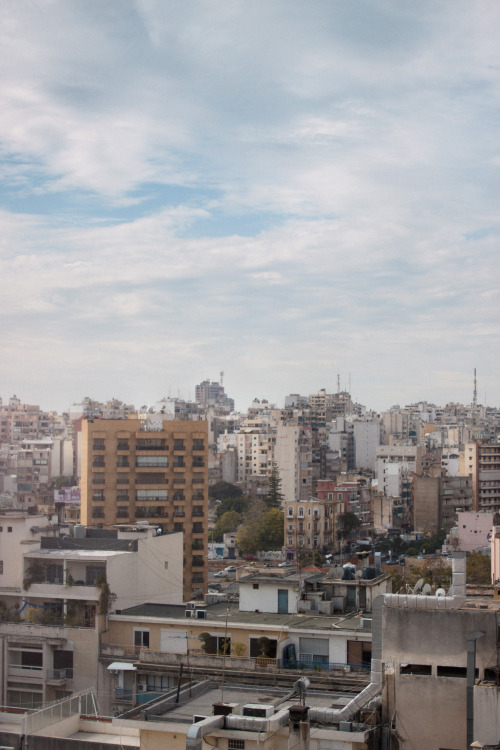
(81, 416), (209, 600)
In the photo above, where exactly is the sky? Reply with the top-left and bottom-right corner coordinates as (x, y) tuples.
(1, 1), (500, 414)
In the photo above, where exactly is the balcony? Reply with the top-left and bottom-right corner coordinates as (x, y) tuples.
(8, 664), (43, 679)
(46, 668), (73, 685)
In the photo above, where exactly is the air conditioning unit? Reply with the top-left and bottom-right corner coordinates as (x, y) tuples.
(242, 704), (274, 718)
(195, 609), (207, 619)
(137, 683), (147, 692)
(185, 610), (193, 618)
(186, 602), (196, 610)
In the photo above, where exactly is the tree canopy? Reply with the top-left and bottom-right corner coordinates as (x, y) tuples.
(215, 496), (248, 520)
(341, 512), (362, 534)
(209, 481), (243, 500)
(213, 510), (242, 542)
(236, 500), (284, 554)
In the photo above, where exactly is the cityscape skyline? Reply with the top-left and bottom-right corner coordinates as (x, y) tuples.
(0, 369), (491, 417)
(2, 3), (500, 414)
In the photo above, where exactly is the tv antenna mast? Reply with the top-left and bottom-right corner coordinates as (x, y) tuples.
(473, 368), (477, 407)
(220, 371), (224, 386)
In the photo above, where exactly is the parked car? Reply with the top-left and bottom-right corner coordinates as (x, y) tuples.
(278, 561), (292, 568)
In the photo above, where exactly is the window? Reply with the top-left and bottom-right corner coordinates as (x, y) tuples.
(192, 506), (204, 517)
(136, 490), (168, 501)
(92, 490), (104, 501)
(137, 456), (169, 467)
(86, 565), (106, 586)
(287, 507), (294, 517)
(253, 583), (259, 590)
(193, 457), (204, 467)
(174, 523), (184, 532)
(146, 674), (173, 692)
(116, 491), (128, 502)
(93, 456), (105, 467)
(174, 439), (185, 451)
(193, 439), (204, 451)
(400, 664), (431, 675)
(117, 456), (129, 467)
(93, 476), (105, 485)
(298, 507), (304, 518)
(0, 561), (3, 574)
(7, 527), (12, 533)
(134, 630), (150, 648)
(192, 522), (203, 534)
(117, 440), (129, 451)
(173, 491), (185, 501)
(173, 456), (185, 468)
(192, 474), (204, 484)
(117, 507), (129, 518)
(137, 438), (165, 450)
(437, 666), (469, 678)
(93, 439), (105, 450)
(192, 556), (204, 567)
(92, 508), (104, 518)
(117, 474), (129, 484)
(193, 490), (204, 501)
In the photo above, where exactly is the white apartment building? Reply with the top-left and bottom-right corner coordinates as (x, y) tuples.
(376, 445), (422, 497)
(353, 420), (380, 472)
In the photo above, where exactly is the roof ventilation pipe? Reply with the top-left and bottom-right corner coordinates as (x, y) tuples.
(186, 715), (225, 750)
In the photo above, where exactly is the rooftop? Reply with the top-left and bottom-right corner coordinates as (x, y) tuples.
(116, 600), (369, 631)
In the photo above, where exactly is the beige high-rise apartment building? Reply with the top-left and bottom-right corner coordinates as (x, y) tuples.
(81, 416), (208, 600)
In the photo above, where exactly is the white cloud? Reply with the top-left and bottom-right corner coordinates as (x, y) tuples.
(0, 1), (499, 411)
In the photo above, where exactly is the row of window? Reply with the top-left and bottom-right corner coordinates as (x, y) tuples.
(91, 479), (204, 499)
(93, 456), (205, 468)
(287, 507), (321, 518)
(93, 438), (205, 451)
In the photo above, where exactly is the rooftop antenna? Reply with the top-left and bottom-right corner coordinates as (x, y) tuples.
(220, 370), (224, 386)
(349, 371), (351, 394)
(473, 368), (477, 407)
(337, 373), (340, 393)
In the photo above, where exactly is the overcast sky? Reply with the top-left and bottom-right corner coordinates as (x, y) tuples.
(1, 1), (499, 414)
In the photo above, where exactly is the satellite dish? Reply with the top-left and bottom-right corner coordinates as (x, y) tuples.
(422, 583), (432, 596)
(436, 588), (446, 598)
(413, 578), (425, 594)
(327, 566), (344, 580)
(355, 570), (363, 579)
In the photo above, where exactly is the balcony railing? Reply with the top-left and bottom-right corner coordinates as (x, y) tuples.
(46, 668), (73, 681)
(278, 658), (370, 673)
(114, 688), (134, 702)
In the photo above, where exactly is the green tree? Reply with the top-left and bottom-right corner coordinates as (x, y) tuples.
(215, 496), (248, 520)
(264, 463), (284, 509)
(341, 512), (361, 535)
(236, 500), (284, 554)
(213, 510), (242, 542)
(209, 481), (243, 500)
(259, 508), (284, 550)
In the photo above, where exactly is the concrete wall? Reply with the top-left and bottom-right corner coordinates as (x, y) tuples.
(239, 582), (299, 614)
(107, 532), (183, 610)
(383, 604), (498, 750)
